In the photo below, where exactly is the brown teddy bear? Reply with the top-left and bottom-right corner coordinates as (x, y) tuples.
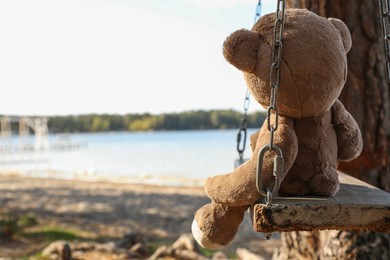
(192, 9), (363, 250)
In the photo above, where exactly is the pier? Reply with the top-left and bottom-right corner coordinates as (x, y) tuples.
(0, 116), (86, 157)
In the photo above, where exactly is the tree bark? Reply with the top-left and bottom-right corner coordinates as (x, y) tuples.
(273, 1), (390, 259)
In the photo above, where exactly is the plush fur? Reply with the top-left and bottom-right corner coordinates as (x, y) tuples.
(192, 9), (363, 249)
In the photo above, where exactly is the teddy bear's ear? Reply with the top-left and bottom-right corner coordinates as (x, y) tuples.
(328, 18), (352, 53)
(223, 29), (260, 73)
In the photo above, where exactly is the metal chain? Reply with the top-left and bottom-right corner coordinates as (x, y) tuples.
(256, 0), (286, 205)
(235, 0), (263, 167)
(236, 93), (249, 163)
(379, 0), (390, 84)
(254, 0), (262, 23)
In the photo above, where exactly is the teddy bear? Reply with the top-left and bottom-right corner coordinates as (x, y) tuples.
(191, 9), (363, 250)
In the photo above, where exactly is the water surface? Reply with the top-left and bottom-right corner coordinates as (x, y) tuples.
(0, 129), (255, 186)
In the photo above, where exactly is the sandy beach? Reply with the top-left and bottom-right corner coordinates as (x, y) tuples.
(0, 173), (281, 258)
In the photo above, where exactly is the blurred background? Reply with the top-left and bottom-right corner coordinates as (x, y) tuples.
(1, 0), (389, 259)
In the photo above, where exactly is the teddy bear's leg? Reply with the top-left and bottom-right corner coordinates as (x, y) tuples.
(308, 167), (340, 196)
(191, 203), (248, 250)
(278, 166), (311, 196)
(279, 166), (339, 196)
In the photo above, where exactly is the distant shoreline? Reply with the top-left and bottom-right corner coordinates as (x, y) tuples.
(1, 109), (266, 133)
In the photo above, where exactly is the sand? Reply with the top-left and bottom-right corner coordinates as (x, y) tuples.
(0, 173), (281, 258)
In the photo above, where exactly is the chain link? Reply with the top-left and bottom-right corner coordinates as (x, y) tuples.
(256, 0), (286, 204)
(254, 0), (262, 24)
(235, 0), (263, 167)
(379, 0), (390, 84)
(236, 116), (248, 161)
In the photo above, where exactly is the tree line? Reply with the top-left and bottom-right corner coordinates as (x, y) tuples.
(46, 110), (266, 133)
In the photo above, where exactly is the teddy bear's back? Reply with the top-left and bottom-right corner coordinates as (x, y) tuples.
(279, 110), (339, 196)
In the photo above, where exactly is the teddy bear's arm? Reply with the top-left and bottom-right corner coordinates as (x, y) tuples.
(250, 130), (260, 152)
(204, 116), (298, 207)
(331, 99), (363, 161)
(253, 116), (298, 186)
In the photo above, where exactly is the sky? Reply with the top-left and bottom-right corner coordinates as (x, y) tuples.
(0, 0), (274, 116)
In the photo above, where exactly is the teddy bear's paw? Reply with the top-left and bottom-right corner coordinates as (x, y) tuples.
(191, 219), (224, 250)
(191, 203), (248, 249)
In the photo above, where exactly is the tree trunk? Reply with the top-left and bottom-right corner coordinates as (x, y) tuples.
(274, 1), (390, 259)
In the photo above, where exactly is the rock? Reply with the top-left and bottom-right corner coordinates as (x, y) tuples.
(174, 249), (207, 260)
(149, 235), (208, 260)
(94, 241), (116, 252)
(62, 244), (72, 260)
(42, 240), (72, 259)
(172, 233), (199, 252)
(41, 233), (208, 260)
(212, 251), (228, 260)
(117, 231), (142, 249)
(73, 241), (95, 251)
(42, 240), (136, 259)
(130, 242), (148, 257)
(148, 245), (169, 260)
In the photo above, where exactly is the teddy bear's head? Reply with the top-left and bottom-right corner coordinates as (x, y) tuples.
(223, 9), (351, 119)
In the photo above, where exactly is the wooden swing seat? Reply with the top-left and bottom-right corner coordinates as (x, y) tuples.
(251, 172), (390, 233)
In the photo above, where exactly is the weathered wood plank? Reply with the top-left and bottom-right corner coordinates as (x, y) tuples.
(251, 172), (390, 233)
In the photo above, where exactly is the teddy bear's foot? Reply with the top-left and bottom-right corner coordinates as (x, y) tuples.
(191, 203), (248, 250)
(309, 169), (340, 196)
(280, 167), (340, 196)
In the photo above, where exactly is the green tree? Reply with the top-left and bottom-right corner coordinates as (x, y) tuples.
(91, 116), (110, 132)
